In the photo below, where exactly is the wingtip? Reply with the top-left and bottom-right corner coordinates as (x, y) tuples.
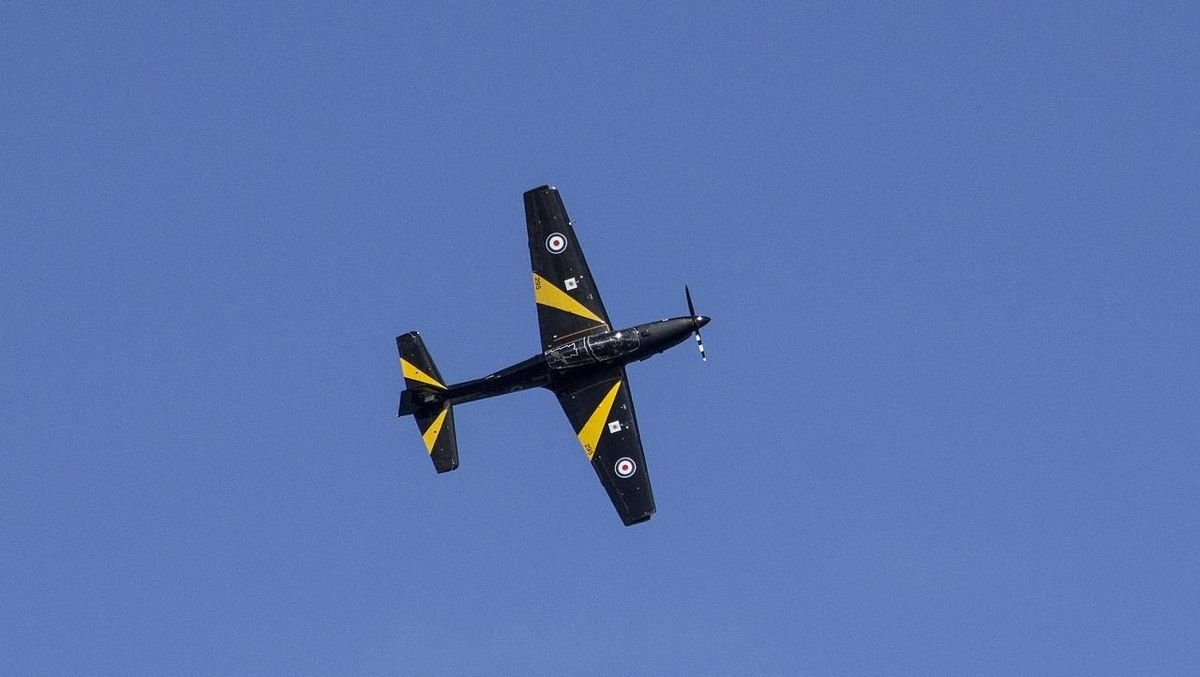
(622, 512), (654, 527)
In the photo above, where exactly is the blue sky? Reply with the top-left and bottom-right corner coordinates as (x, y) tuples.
(2, 3), (1197, 674)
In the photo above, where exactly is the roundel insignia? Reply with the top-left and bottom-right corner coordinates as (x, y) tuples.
(545, 232), (568, 254)
(614, 457), (636, 478)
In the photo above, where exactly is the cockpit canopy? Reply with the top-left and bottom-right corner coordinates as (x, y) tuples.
(587, 330), (639, 359)
(545, 329), (641, 369)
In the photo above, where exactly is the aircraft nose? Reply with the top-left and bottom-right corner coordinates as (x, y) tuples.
(695, 315), (710, 329)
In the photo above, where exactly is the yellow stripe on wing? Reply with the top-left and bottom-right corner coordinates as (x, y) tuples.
(533, 273), (606, 326)
(400, 358), (446, 389)
(577, 380), (622, 460)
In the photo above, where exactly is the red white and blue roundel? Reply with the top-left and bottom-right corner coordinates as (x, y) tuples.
(545, 232), (568, 254)
(614, 457), (636, 478)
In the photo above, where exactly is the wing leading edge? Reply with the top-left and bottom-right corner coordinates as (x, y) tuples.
(525, 186), (611, 351)
(555, 368), (655, 526)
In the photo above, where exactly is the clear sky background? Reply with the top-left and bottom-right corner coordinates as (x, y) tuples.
(3, 3), (1197, 674)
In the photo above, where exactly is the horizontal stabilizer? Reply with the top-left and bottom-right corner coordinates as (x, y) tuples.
(397, 331), (459, 472)
(415, 401), (458, 473)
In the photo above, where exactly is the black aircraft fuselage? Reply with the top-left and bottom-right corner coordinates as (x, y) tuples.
(397, 184), (709, 526)
(407, 316), (710, 411)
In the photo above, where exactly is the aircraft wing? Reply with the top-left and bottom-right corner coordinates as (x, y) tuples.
(554, 367), (656, 526)
(525, 186), (612, 351)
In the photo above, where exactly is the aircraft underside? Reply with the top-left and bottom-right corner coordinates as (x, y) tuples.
(396, 186), (708, 525)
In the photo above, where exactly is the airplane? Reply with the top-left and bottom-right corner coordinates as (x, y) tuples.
(396, 185), (709, 526)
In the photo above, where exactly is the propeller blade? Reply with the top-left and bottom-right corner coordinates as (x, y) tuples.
(685, 285), (706, 361)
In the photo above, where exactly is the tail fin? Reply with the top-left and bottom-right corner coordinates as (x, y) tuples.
(396, 332), (459, 473)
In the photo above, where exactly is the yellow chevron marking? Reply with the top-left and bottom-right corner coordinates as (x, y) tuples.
(533, 273), (606, 326)
(401, 358), (445, 389)
(577, 380), (622, 460)
(421, 404), (450, 454)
